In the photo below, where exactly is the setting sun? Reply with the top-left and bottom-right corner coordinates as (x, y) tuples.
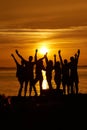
(40, 46), (48, 55)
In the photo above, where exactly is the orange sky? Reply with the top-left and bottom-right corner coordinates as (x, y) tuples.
(0, 0), (87, 29)
(0, 0), (87, 67)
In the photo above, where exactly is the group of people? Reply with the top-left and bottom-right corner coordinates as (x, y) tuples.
(11, 49), (80, 96)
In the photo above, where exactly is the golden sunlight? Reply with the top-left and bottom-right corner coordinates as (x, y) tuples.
(40, 46), (48, 55)
(42, 70), (49, 89)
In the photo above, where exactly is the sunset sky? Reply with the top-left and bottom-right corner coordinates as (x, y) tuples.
(0, 0), (87, 67)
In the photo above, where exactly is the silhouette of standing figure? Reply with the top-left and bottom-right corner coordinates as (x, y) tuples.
(58, 50), (70, 95)
(54, 54), (62, 92)
(69, 49), (80, 94)
(44, 53), (54, 91)
(34, 49), (45, 96)
(11, 54), (25, 96)
(15, 50), (37, 96)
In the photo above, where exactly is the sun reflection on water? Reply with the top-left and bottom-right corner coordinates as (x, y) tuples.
(42, 70), (49, 90)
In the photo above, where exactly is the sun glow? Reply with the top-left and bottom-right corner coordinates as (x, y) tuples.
(42, 70), (49, 89)
(40, 46), (48, 55)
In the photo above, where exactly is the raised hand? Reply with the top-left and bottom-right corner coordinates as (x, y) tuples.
(58, 50), (61, 54)
(78, 49), (80, 54)
(54, 54), (56, 57)
(11, 54), (14, 57)
(44, 53), (47, 58)
(35, 49), (38, 53)
(15, 49), (18, 54)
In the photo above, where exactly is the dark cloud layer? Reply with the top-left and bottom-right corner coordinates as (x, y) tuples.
(0, 0), (87, 29)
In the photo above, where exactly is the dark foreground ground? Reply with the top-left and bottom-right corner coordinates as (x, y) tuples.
(0, 90), (87, 129)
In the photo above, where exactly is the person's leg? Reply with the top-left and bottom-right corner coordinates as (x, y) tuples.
(75, 81), (78, 94)
(24, 80), (28, 96)
(39, 79), (43, 96)
(30, 79), (37, 96)
(18, 81), (23, 96)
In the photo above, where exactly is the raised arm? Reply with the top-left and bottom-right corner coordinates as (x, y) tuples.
(77, 49), (80, 59)
(11, 54), (19, 66)
(35, 49), (38, 62)
(44, 52), (48, 66)
(54, 54), (56, 66)
(15, 50), (25, 62)
(35, 49), (45, 62)
(58, 50), (63, 65)
(75, 49), (80, 64)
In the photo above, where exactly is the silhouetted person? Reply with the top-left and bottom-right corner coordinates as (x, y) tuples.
(34, 49), (45, 96)
(69, 49), (80, 94)
(11, 54), (25, 96)
(44, 53), (54, 91)
(54, 54), (62, 92)
(58, 50), (70, 95)
(15, 50), (37, 96)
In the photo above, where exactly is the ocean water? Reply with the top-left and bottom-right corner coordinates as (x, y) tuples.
(0, 67), (87, 96)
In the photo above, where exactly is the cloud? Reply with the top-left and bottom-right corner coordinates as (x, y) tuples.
(0, 26), (87, 48)
(0, 0), (87, 29)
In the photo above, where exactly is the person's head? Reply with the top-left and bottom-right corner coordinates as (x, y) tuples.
(70, 56), (74, 62)
(64, 59), (68, 64)
(29, 56), (33, 62)
(55, 61), (60, 67)
(38, 60), (43, 67)
(48, 60), (53, 66)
